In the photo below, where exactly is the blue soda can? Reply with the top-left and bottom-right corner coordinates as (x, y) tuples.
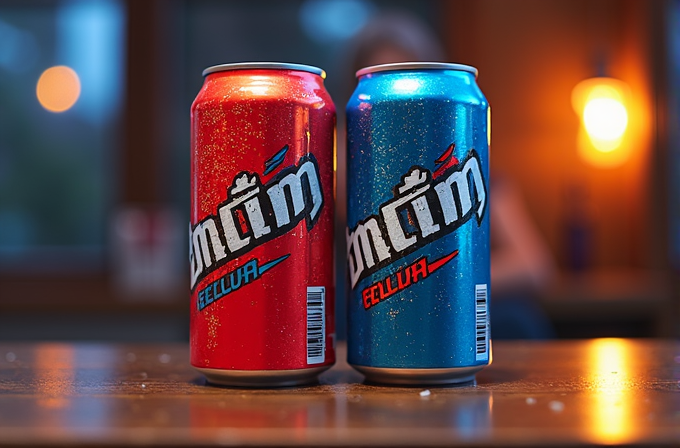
(345, 62), (491, 385)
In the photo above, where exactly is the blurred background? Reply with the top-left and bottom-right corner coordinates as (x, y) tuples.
(0, 0), (678, 341)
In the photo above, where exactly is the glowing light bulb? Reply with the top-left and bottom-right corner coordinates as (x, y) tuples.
(572, 77), (632, 167)
(36, 65), (81, 112)
(583, 97), (628, 142)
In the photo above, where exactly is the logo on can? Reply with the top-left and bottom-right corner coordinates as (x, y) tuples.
(190, 63), (336, 387)
(346, 62), (491, 385)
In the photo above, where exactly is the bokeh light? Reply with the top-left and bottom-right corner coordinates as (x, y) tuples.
(36, 65), (81, 112)
(586, 339), (635, 444)
(299, 0), (376, 43)
(583, 97), (628, 143)
(572, 77), (632, 167)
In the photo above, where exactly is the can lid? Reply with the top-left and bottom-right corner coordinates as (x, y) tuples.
(356, 62), (478, 78)
(203, 62), (326, 79)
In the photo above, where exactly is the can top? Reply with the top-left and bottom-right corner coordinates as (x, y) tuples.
(356, 62), (478, 78)
(203, 62), (326, 79)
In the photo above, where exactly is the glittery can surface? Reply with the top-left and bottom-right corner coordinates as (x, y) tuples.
(346, 63), (491, 382)
(190, 63), (336, 386)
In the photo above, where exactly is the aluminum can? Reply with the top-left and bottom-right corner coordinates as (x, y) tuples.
(190, 62), (336, 387)
(345, 62), (491, 385)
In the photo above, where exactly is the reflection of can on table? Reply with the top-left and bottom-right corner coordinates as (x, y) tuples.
(189, 63), (336, 387)
(345, 62), (491, 385)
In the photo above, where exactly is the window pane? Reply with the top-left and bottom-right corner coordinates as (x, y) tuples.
(0, 0), (125, 272)
(670, 0), (680, 268)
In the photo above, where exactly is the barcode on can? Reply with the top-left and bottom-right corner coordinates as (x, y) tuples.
(475, 284), (489, 361)
(306, 286), (325, 365)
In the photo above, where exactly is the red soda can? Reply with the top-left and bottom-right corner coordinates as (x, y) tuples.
(190, 62), (336, 386)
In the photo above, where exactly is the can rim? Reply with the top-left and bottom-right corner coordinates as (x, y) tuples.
(203, 62), (326, 78)
(355, 62), (478, 78)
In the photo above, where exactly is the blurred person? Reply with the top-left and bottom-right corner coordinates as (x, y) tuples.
(345, 11), (447, 81)
(488, 176), (556, 339)
(337, 10), (556, 339)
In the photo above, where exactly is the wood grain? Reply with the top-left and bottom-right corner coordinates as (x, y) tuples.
(1, 340), (679, 447)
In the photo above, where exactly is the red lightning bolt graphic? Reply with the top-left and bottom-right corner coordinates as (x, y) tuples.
(433, 143), (459, 179)
(427, 250), (459, 274)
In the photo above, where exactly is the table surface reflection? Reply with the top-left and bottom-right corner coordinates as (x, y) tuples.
(0, 339), (679, 447)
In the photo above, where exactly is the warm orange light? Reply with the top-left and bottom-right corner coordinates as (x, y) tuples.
(586, 339), (635, 444)
(572, 77), (631, 168)
(36, 65), (81, 112)
(35, 344), (75, 410)
(584, 97), (628, 142)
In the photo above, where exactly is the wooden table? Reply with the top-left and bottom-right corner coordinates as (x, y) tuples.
(1, 340), (679, 447)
